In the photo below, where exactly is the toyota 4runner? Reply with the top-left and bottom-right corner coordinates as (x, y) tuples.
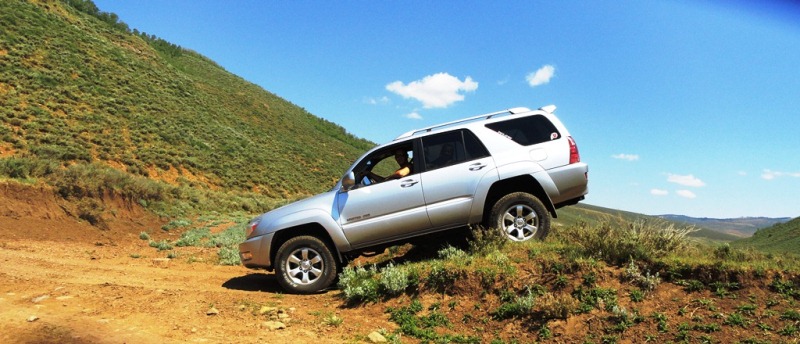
(239, 105), (589, 293)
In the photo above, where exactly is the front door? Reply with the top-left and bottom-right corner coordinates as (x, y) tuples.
(336, 142), (430, 248)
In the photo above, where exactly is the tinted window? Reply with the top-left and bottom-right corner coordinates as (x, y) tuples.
(422, 129), (488, 171)
(463, 130), (490, 160)
(485, 115), (560, 146)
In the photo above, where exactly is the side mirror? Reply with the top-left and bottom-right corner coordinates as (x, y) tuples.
(341, 172), (356, 191)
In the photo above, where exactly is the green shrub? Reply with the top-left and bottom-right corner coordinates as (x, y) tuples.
(217, 246), (240, 265)
(378, 263), (414, 296)
(623, 260), (661, 291)
(149, 240), (173, 251)
(338, 265), (379, 303)
(536, 292), (578, 320)
(208, 223), (246, 248)
(554, 218), (697, 264)
(174, 227), (211, 247)
(781, 309), (800, 321)
(468, 225), (507, 255)
(162, 218), (191, 231)
(426, 260), (467, 293)
(491, 289), (536, 320)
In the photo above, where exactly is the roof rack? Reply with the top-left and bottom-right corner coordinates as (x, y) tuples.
(394, 107), (531, 140)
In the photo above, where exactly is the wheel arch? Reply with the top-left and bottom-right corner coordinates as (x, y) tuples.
(483, 174), (557, 221)
(270, 223), (344, 268)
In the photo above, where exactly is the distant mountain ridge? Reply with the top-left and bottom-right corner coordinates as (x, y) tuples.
(656, 215), (790, 238)
(554, 204), (744, 242)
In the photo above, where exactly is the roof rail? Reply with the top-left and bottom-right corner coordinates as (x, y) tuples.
(394, 107), (532, 140)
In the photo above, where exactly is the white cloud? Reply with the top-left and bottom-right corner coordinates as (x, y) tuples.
(667, 173), (706, 187)
(650, 189), (669, 196)
(761, 169), (800, 180)
(405, 112), (423, 120)
(386, 73), (478, 109)
(737, 171), (747, 176)
(526, 64), (555, 87)
(364, 96), (389, 105)
(676, 190), (697, 199)
(612, 154), (639, 161)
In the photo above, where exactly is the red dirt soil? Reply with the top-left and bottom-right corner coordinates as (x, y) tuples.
(0, 182), (391, 343)
(1, 181), (798, 343)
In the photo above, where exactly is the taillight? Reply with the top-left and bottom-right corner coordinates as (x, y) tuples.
(568, 136), (580, 164)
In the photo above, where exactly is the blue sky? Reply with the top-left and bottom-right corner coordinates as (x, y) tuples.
(93, 0), (800, 219)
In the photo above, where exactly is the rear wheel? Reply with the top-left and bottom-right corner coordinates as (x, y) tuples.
(274, 235), (338, 294)
(488, 192), (550, 241)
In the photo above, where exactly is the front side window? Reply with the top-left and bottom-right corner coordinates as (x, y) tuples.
(353, 143), (414, 186)
(485, 115), (560, 146)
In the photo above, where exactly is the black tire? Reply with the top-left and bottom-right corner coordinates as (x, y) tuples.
(274, 235), (338, 294)
(488, 192), (550, 241)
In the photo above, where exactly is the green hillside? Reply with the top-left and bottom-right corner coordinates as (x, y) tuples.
(732, 217), (800, 256)
(657, 214), (790, 237)
(555, 203), (743, 242)
(0, 0), (373, 209)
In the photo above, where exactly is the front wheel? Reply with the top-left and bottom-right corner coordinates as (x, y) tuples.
(488, 192), (550, 241)
(274, 235), (338, 294)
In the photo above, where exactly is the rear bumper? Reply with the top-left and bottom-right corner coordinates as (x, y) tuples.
(239, 232), (275, 270)
(548, 162), (589, 205)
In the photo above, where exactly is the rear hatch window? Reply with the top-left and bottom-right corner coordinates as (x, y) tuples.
(485, 115), (560, 146)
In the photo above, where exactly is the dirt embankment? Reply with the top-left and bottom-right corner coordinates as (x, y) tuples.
(3, 182), (799, 344)
(0, 182), (392, 343)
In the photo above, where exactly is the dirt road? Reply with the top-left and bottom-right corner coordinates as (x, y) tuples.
(0, 183), (393, 343)
(0, 237), (395, 344)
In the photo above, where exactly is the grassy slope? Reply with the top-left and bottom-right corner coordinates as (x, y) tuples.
(657, 214), (790, 237)
(733, 217), (800, 256)
(556, 203), (743, 242)
(0, 0), (373, 201)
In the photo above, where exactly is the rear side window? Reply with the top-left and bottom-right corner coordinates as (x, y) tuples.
(422, 129), (489, 171)
(485, 115), (560, 146)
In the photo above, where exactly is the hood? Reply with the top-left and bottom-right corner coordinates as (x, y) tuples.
(254, 190), (338, 235)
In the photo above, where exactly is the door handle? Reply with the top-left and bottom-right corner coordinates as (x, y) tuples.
(400, 179), (419, 188)
(469, 163), (487, 171)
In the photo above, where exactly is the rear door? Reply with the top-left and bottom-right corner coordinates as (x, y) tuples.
(420, 130), (496, 228)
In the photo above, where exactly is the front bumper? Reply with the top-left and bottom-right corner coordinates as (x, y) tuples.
(238, 232), (275, 270)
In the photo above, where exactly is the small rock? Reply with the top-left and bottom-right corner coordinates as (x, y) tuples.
(368, 331), (387, 343)
(206, 307), (219, 316)
(277, 313), (290, 320)
(262, 321), (285, 331)
(31, 295), (49, 303)
(152, 258), (170, 267)
(27, 316), (39, 323)
(259, 306), (277, 315)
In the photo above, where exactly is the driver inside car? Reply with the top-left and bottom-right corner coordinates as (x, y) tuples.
(366, 148), (412, 183)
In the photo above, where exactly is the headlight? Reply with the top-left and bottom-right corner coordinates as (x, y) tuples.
(245, 219), (259, 238)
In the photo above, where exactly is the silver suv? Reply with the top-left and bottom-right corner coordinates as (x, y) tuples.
(239, 105), (588, 293)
